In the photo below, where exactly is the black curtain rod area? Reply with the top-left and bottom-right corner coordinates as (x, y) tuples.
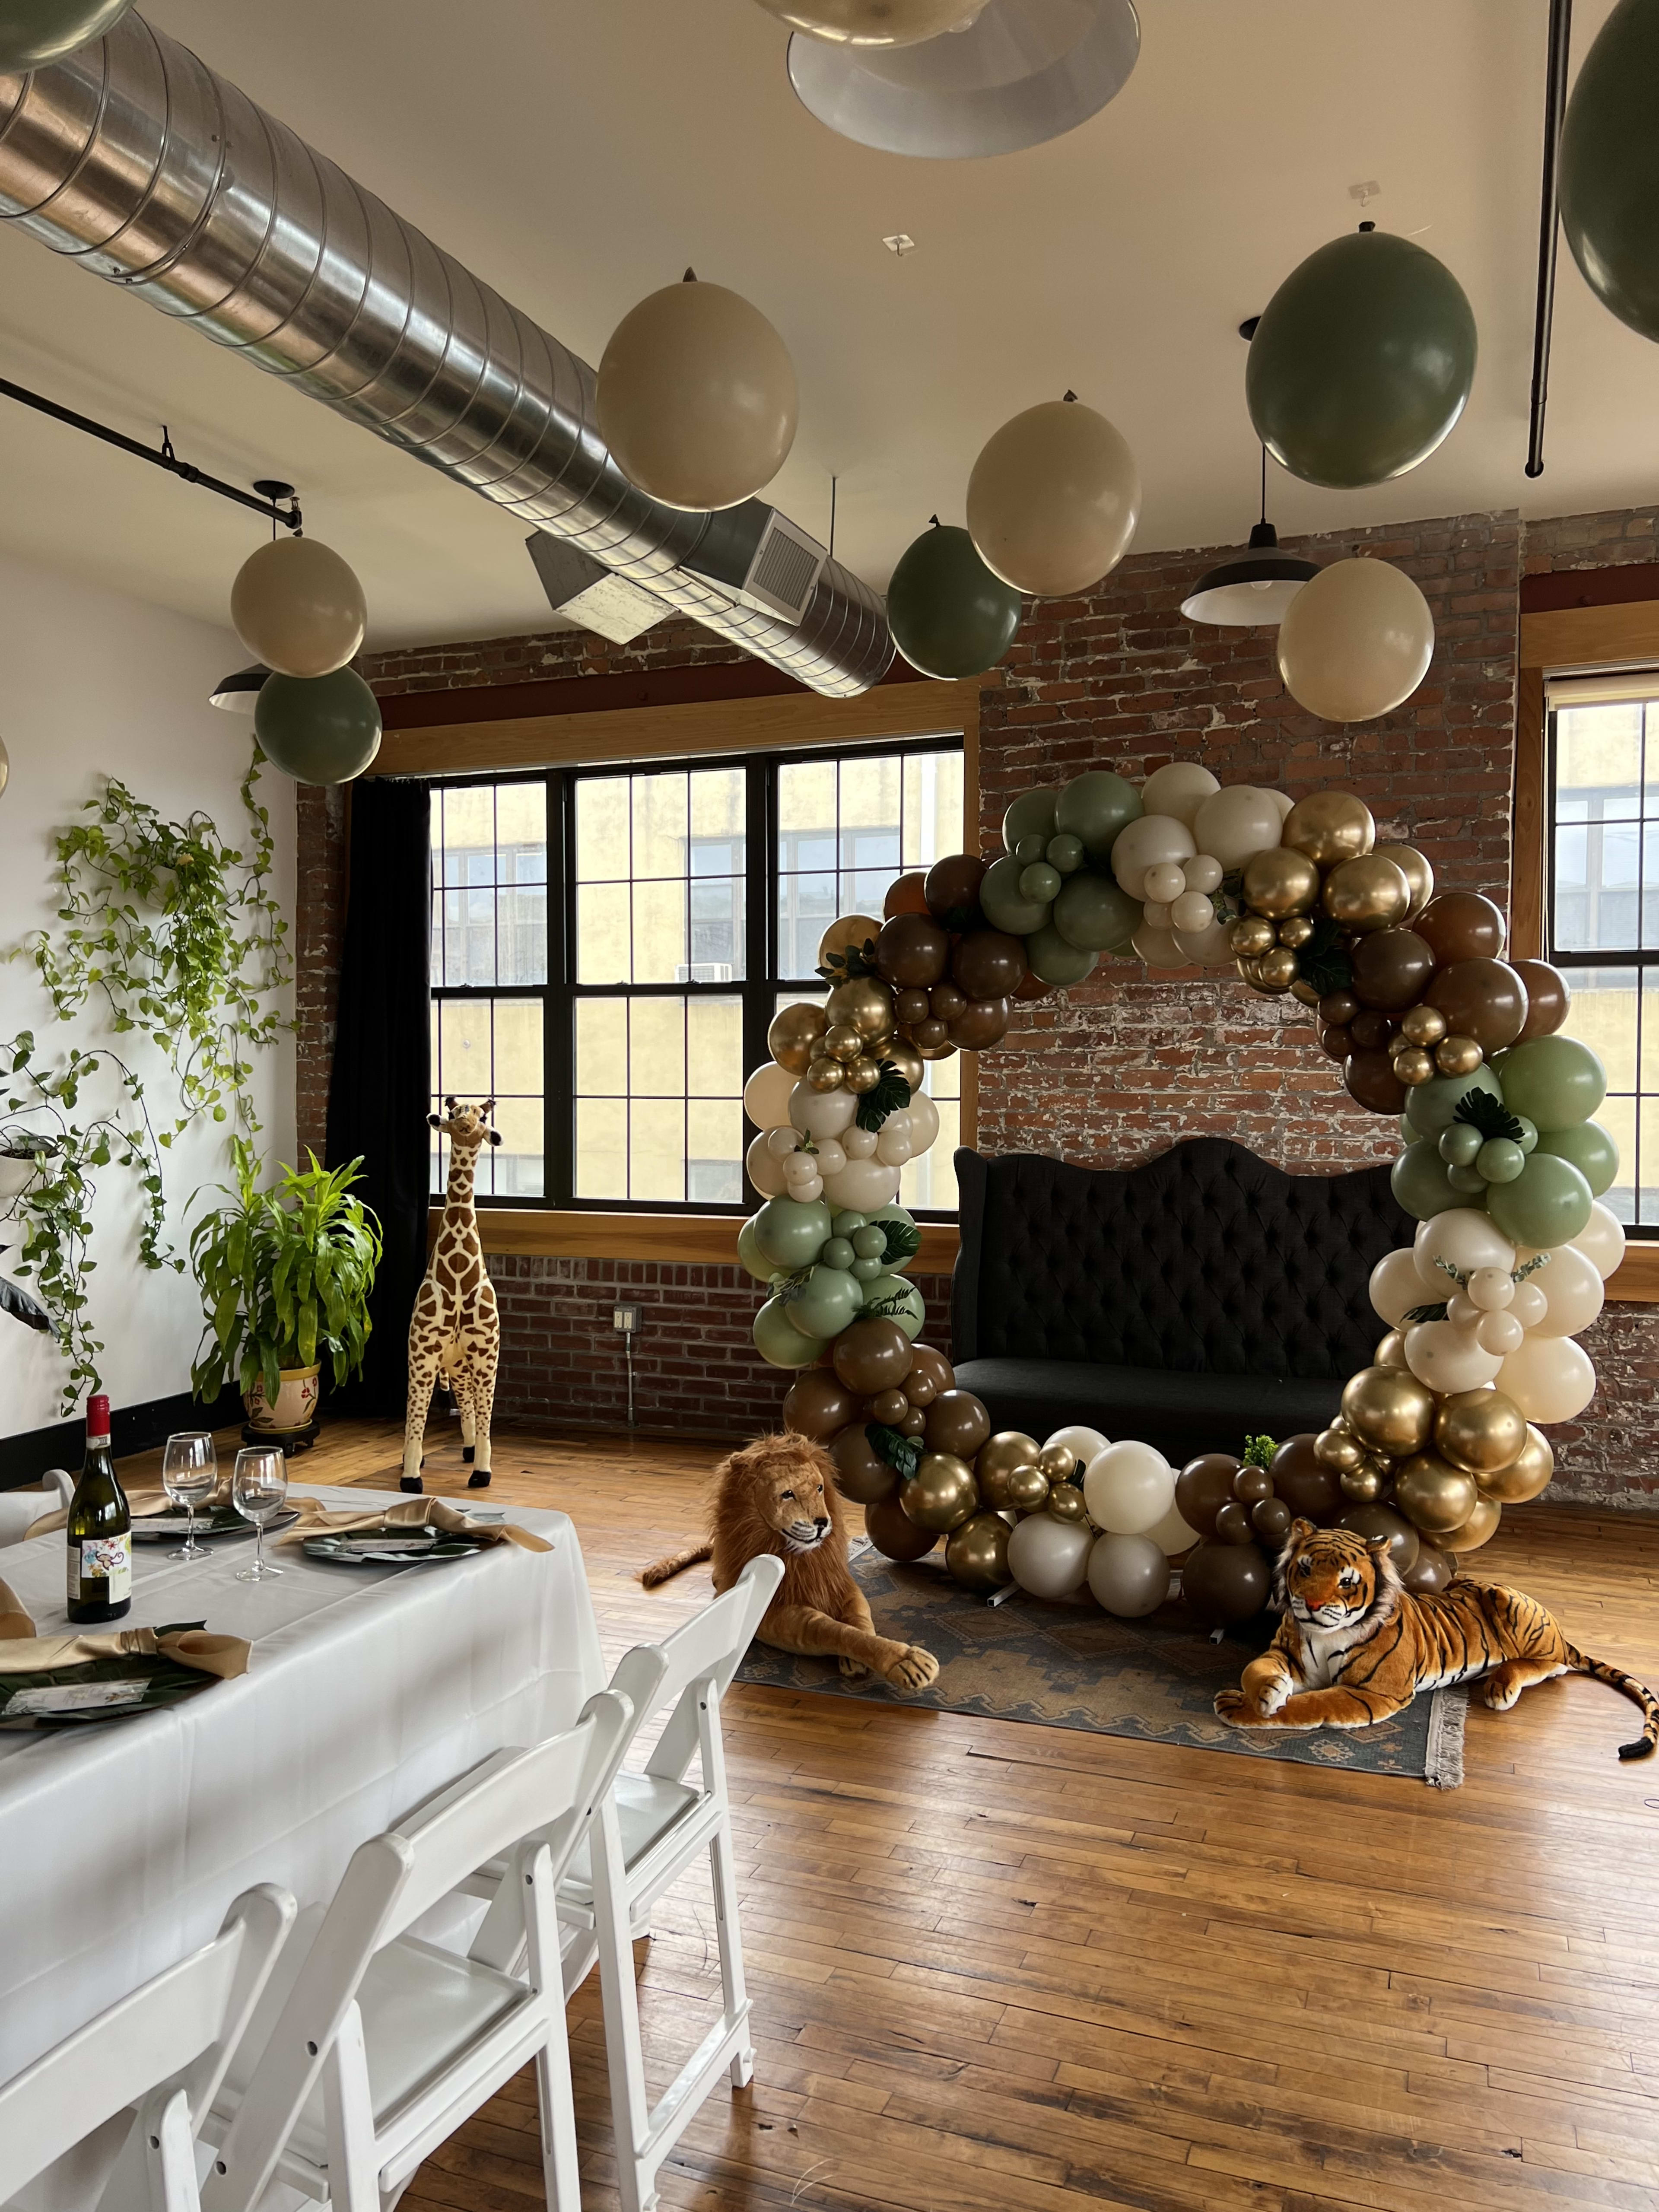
(0, 372), (302, 531)
(1527, 0), (1574, 480)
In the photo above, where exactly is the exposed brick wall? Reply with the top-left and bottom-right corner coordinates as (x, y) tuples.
(294, 782), (347, 1159)
(365, 616), (747, 699)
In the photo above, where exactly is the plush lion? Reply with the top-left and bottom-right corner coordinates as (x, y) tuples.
(1215, 1518), (1659, 1761)
(643, 1433), (940, 1695)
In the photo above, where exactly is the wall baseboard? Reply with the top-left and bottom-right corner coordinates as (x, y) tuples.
(0, 1386), (244, 1490)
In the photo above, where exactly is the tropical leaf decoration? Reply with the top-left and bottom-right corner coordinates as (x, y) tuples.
(867, 1423), (921, 1481)
(880, 1217), (922, 1269)
(855, 1062), (912, 1131)
(1403, 1300), (1450, 1324)
(1295, 914), (1354, 999)
(816, 937), (879, 985)
(0, 1263), (51, 1334)
(1452, 1087), (1526, 1144)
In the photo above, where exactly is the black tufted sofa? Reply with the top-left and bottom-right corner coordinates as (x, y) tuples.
(950, 1139), (1412, 1465)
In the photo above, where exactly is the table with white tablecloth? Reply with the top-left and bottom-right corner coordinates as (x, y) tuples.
(0, 1482), (603, 2116)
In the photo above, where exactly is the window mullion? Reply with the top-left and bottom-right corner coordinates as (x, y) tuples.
(741, 756), (774, 1207)
(548, 766), (575, 1208)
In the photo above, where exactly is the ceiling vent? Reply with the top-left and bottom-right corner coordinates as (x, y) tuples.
(681, 502), (829, 623)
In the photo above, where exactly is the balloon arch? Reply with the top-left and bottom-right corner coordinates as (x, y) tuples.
(737, 762), (1623, 1632)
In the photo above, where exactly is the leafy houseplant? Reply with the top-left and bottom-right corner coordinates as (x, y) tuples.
(190, 1142), (382, 1425)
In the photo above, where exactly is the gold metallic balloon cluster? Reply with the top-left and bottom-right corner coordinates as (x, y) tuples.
(769, 925), (905, 1096)
(1227, 791), (1433, 1004)
(899, 1432), (1096, 1593)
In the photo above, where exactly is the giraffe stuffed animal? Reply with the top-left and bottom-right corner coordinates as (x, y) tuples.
(402, 1096), (502, 1492)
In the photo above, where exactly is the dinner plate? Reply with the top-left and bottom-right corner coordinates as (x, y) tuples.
(133, 1504), (300, 1544)
(301, 1529), (487, 1567)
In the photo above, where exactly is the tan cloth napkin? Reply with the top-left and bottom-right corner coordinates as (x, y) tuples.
(0, 1575), (249, 1679)
(273, 1494), (551, 1554)
(25, 1477), (228, 1541)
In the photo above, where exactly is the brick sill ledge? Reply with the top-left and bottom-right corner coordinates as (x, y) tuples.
(431, 1207), (961, 1272)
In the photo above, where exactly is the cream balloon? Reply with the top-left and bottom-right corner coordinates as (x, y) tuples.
(1466, 1266), (1515, 1313)
(814, 1137), (847, 1176)
(752, 0), (990, 43)
(874, 1114), (914, 1167)
(1172, 915), (1238, 968)
(1510, 1280), (1548, 1329)
(788, 1080), (857, 1140)
(1044, 1425), (1109, 1465)
(1132, 920), (1186, 970)
(1191, 785), (1285, 871)
(1170, 891), (1217, 935)
(1414, 1209), (1516, 1286)
(1087, 1532), (1171, 1618)
(1265, 788), (1296, 822)
(1109, 813), (1196, 899)
(231, 537), (366, 678)
(1476, 1309), (1526, 1356)
(1530, 1242), (1605, 1337)
(597, 278), (798, 512)
(1006, 1513), (1093, 1599)
(905, 1092), (941, 1151)
(1404, 1319), (1504, 1394)
(1276, 557), (1435, 723)
(1497, 1334), (1597, 1423)
(841, 1124), (879, 1159)
(1185, 855), (1224, 894)
(743, 1062), (797, 1130)
(1143, 1494), (1203, 1555)
(746, 1132), (790, 1197)
(1370, 1247), (1429, 1328)
(1573, 1201), (1627, 1281)
(1140, 763), (1220, 828)
(966, 399), (1141, 599)
(819, 1157), (901, 1212)
(1083, 1441), (1175, 1535)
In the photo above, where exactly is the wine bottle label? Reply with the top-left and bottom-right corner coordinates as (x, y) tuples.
(69, 1533), (131, 1604)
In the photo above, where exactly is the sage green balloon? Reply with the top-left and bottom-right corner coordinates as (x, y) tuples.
(1485, 1152), (1593, 1252)
(752, 1195), (832, 1270)
(1391, 1139), (1470, 1223)
(736, 1217), (775, 1283)
(1536, 1119), (1619, 1198)
(1561, 0), (1659, 343)
(788, 1263), (863, 1340)
(1055, 769), (1143, 859)
(887, 523), (1022, 680)
(1403, 1062), (1504, 1139)
(858, 1275), (925, 1338)
(1002, 788), (1058, 854)
(0, 0), (131, 70)
(863, 1202), (919, 1274)
(1024, 922), (1098, 987)
(980, 853), (1052, 934)
(1052, 872), (1141, 952)
(753, 1296), (829, 1370)
(255, 667), (382, 785)
(1476, 1138), (1525, 1185)
(1246, 229), (1478, 489)
(1497, 1035), (1607, 1132)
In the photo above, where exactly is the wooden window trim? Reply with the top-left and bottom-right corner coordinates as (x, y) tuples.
(441, 1207), (961, 1271)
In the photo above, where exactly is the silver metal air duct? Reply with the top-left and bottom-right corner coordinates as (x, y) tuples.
(0, 15), (893, 697)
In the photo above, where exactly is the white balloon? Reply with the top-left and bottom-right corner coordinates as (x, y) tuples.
(789, 1081), (856, 1139)
(875, 1115), (914, 1166)
(1087, 1532), (1171, 1618)
(1170, 890), (1215, 934)
(1466, 1266), (1515, 1313)
(1192, 785), (1284, 871)
(841, 1123), (879, 1159)
(1172, 915), (1239, 968)
(746, 1132), (790, 1197)
(1110, 814), (1196, 899)
(1277, 557), (1434, 724)
(1142, 1495), (1203, 1555)
(1006, 1514), (1093, 1599)
(1531, 1242), (1605, 1337)
(1132, 920), (1186, 969)
(814, 1137), (847, 1176)
(1404, 1319), (1504, 1394)
(1265, 788), (1296, 822)
(1510, 1280), (1548, 1329)
(1573, 1201), (1627, 1281)
(1370, 1247), (1428, 1328)
(820, 1157), (900, 1211)
(1140, 762), (1220, 828)
(905, 1093), (940, 1151)
(1044, 1425), (1110, 1465)
(1497, 1334), (1598, 1423)
(744, 1062), (797, 1129)
(1414, 1209), (1516, 1286)
(1083, 1441), (1175, 1535)
(1184, 853), (1224, 894)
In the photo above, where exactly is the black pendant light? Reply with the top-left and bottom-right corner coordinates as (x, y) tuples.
(210, 663), (270, 712)
(1181, 442), (1317, 627)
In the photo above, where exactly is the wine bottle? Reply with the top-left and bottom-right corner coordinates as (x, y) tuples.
(66, 1392), (131, 1624)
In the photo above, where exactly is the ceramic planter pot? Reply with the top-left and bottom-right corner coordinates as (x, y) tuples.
(0, 1152), (39, 1200)
(243, 1363), (321, 1436)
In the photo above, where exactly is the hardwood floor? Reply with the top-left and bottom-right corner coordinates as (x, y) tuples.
(222, 1417), (1659, 2210)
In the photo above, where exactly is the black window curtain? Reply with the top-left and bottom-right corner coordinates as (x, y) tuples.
(325, 776), (431, 1417)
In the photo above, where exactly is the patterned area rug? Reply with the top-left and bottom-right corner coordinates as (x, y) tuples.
(737, 1547), (1466, 1787)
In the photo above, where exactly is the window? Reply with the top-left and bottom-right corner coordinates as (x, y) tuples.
(429, 738), (966, 1215)
(1545, 675), (1659, 1232)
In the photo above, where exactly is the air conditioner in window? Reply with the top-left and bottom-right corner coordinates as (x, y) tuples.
(677, 501), (827, 623)
(677, 963), (736, 983)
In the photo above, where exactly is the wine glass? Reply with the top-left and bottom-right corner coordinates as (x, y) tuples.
(232, 1446), (289, 1581)
(162, 1431), (217, 1561)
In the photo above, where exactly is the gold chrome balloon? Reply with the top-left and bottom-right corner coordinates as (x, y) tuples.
(1005, 1464), (1051, 1511)
(977, 1432), (1040, 1508)
(768, 1001), (828, 1075)
(1374, 1328), (1409, 1370)
(1341, 1366), (1436, 1456)
(1339, 1462), (1386, 1502)
(900, 1452), (980, 1532)
(1435, 1033), (1483, 1077)
(827, 976), (896, 1041)
(1440, 1495), (1500, 1551)
(1314, 1425), (1364, 1473)
(1476, 1424), (1554, 1503)
(882, 1037), (925, 1092)
(845, 1055), (882, 1093)
(1047, 1483), (1090, 1523)
(1258, 945), (1300, 989)
(1375, 842), (1434, 921)
(1434, 1389), (1528, 1477)
(945, 1510), (1012, 1592)
(1392, 1452), (1480, 1535)
(1037, 1444), (1077, 1482)
(1283, 790), (1376, 868)
(1279, 916), (1316, 949)
(1399, 1002), (1448, 1047)
(1321, 853), (1411, 934)
(824, 1021), (864, 1063)
(1242, 845), (1322, 918)
(817, 914), (882, 972)
(806, 1055), (845, 1091)
(1290, 977), (1323, 1007)
(1230, 915), (1277, 958)
(1392, 1046), (1436, 1086)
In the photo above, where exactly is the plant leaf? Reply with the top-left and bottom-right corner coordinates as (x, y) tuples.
(866, 1423), (921, 1481)
(855, 1062), (912, 1132)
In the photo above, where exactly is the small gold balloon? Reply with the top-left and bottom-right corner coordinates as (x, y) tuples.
(1037, 1443), (1077, 1482)
(1477, 1424), (1554, 1503)
(1047, 1483), (1090, 1524)
(845, 1055), (883, 1094)
(824, 1021), (864, 1063)
(1374, 842), (1434, 922)
(1242, 845), (1322, 919)
(882, 1038), (925, 1092)
(767, 1001), (827, 1075)
(1005, 1464), (1051, 1511)
(1314, 1425), (1363, 1473)
(1399, 1003), (1449, 1048)
(1440, 1495), (1501, 1552)
(1340, 1463), (1386, 1503)
(977, 1432), (1041, 1509)
(1279, 916), (1316, 949)
(1375, 1328), (1409, 1370)
(1290, 977), (1323, 1007)
(1283, 790), (1376, 868)
(806, 1055), (845, 1092)
(1434, 1388), (1528, 1477)
(1230, 915), (1278, 958)
(1393, 1452), (1480, 1535)
(945, 1510), (1013, 1592)
(1341, 1365), (1436, 1456)
(1258, 945), (1300, 989)
(1435, 1034), (1483, 1077)
(1392, 1046), (1436, 1086)
(1321, 853), (1411, 935)
(827, 976), (896, 1041)
(817, 914), (882, 973)
(900, 1452), (980, 1532)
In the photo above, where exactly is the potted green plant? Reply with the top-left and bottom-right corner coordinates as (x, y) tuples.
(190, 1141), (382, 1436)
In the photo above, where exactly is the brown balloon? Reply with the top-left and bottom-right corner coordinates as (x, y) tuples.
(782, 1368), (859, 1442)
(1319, 1023), (1354, 1063)
(1269, 1434), (1344, 1525)
(1319, 990), (1361, 1027)
(828, 1423), (897, 1504)
(1182, 1540), (1272, 1627)
(1174, 1453), (1243, 1539)
(1233, 1467), (1274, 1505)
(1015, 969), (1055, 1002)
(1252, 1496), (1293, 1545)
(925, 852), (987, 923)
(953, 928), (1027, 1000)
(903, 1367), (938, 1408)
(1350, 929), (1437, 1013)
(911, 1017), (949, 1051)
(884, 871), (931, 920)
(1400, 1538), (1454, 1596)
(875, 911), (950, 988)
(1511, 959), (1571, 1042)
(907, 1344), (955, 1395)
(1348, 1009), (1395, 1051)
(948, 996), (1011, 1051)
(864, 1490), (939, 1561)
(1425, 958), (1528, 1053)
(894, 987), (931, 1026)
(898, 1406), (926, 1437)
(929, 981), (969, 1023)
(1344, 1049), (1409, 1116)
(1337, 1502), (1420, 1574)
(832, 1317), (913, 1395)
(1417, 890), (1506, 965)
(1214, 1500), (1256, 1546)
(925, 1389), (991, 1459)
(869, 1387), (909, 1427)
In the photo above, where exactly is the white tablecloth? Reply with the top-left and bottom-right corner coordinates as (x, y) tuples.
(0, 1483), (603, 2100)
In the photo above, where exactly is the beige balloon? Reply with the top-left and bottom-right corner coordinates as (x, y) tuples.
(598, 278), (798, 512)
(752, 0), (989, 42)
(967, 399), (1141, 598)
(1276, 557), (1434, 723)
(231, 537), (366, 678)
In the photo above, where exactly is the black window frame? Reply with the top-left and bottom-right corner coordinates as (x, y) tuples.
(429, 732), (965, 1219)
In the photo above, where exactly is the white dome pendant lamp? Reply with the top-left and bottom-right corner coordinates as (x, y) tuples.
(786, 0), (1141, 160)
(1181, 442), (1319, 627)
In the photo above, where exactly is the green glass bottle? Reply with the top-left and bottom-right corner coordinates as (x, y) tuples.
(65, 1392), (131, 1624)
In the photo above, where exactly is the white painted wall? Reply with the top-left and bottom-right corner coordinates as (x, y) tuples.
(0, 550), (296, 1434)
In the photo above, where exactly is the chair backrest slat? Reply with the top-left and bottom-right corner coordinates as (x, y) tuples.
(643, 1555), (781, 1785)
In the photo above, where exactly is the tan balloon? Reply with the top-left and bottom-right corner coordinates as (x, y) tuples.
(1440, 1496), (1501, 1552)
(1322, 854), (1412, 934)
(598, 278), (797, 512)
(768, 1001), (827, 1074)
(753, 0), (990, 42)
(231, 537), (366, 678)
(1434, 1388), (1528, 1476)
(1243, 846), (1322, 918)
(1340, 1366), (1435, 1456)
(945, 1509), (1013, 1592)
(1375, 842), (1434, 921)
(1392, 1453), (1479, 1536)
(899, 1452), (980, 1532)
(1276, 556), (1435, 723)
(966, 398), (1141, 598)
(1281, 790), (1376, 868)
(1476, 1424), (1554, 1504)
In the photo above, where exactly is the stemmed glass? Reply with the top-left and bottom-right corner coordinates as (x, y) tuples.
(162, 1431), (217, 1561)
(232, 1446), (289, 1582)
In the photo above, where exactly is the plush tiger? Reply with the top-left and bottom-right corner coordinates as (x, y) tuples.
(1214, 1519), (1659, 1762)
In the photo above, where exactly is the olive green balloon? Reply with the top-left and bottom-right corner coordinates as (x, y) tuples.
(736, 1217), (775, 1283)
(1246, 229), (1478, 489)
(980, 853), (1051, 934)
(0, 0), (131, 69)
(1391, 1139), (1471, 1223)
(255, 668), (383, 785)
(862, 1202), (919, 1274)
(1052, 872), (1141, 952)
(858, 1274), (925, 1338)
(887, 524), (1022, 680)
(1002, 788), (1058, 854)
(1485, 1152), (1593, 1251)
(1497, 1035), (1607, 1132)
(1536, 1119), (1619, 1198)
(790, 1264), (863, 1340)
(1561, 0), (1659, 344)
(1054, 769), (1143, 859)
(752, 1195), (832, 1270)
(1403, 1061), (1504, 1138)
(1024, 922), (1098, 987)
(753, 1297), (830, 1369)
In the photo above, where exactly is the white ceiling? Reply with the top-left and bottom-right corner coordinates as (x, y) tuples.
(0, 0), (1648, 652)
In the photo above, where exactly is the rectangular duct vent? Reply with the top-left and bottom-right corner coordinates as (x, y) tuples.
(679, 501), (827, 623)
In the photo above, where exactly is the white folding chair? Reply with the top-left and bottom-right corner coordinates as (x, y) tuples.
(0, 1468), (73, 1549)
(200, 1690), (635, 2212)
(0, 1884), (294, 2212)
